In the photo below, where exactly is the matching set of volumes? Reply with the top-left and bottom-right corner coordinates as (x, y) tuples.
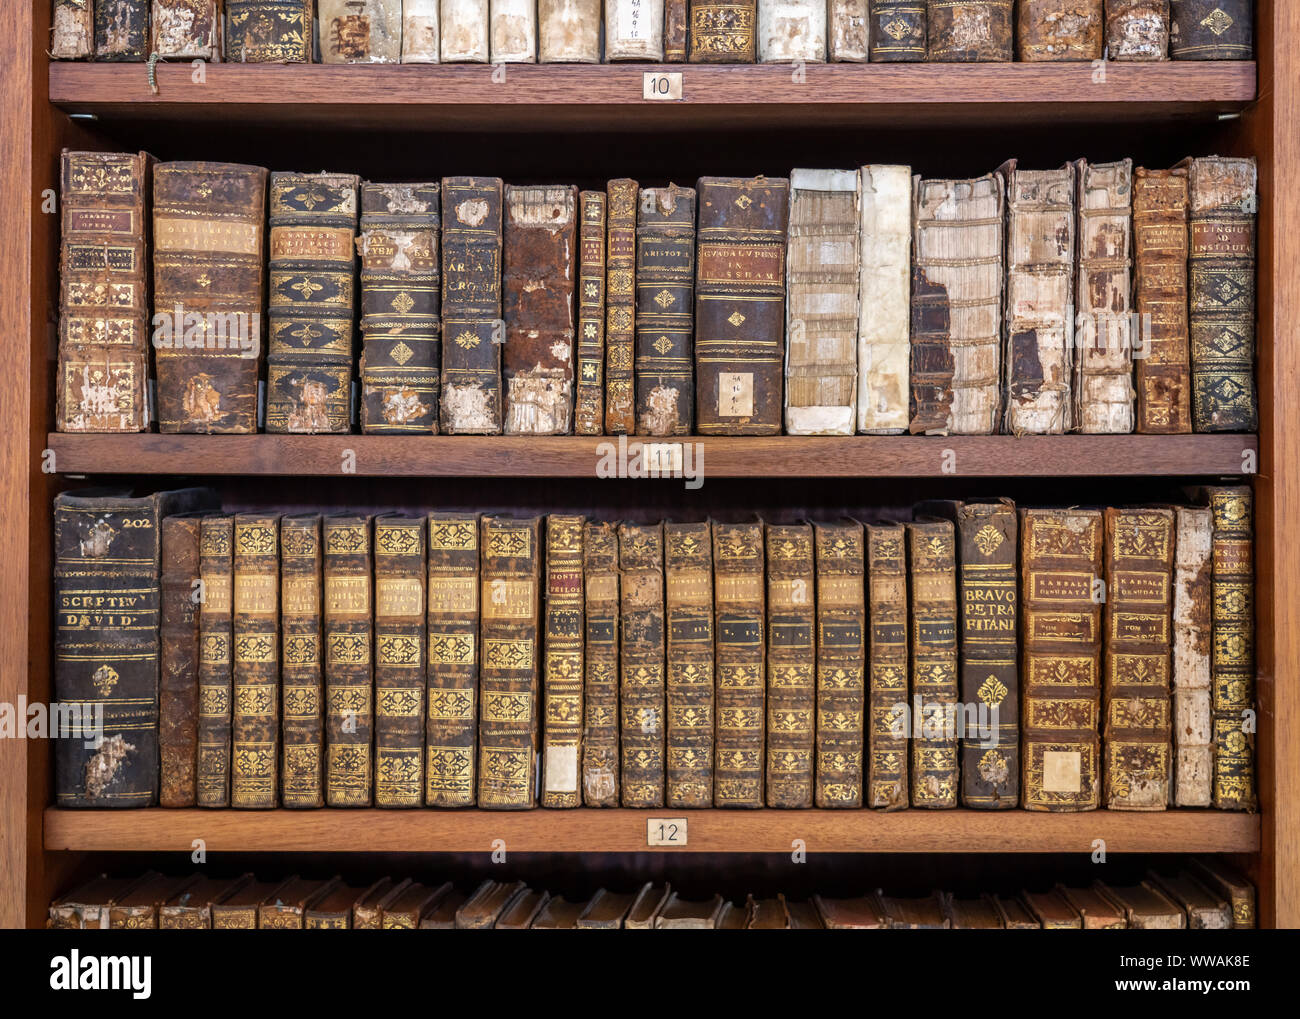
(51, 2), (1256, 64)
(56, 152), (1258, 438)
(47, 857), (1257, 929)
(52, 486), (1256, 813)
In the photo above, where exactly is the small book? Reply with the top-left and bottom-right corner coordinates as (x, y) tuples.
(382, 882), (453, 928)
(812, 894), (887, 928)
(1147, 869), (1231, 929)
(159, 516), (203, 807)
(603, 180), (639, 434)
(303, 880), (383, 929)
(152, 1), (224, 60)
(582, 522), (621, 806)
(496, 889), (551, 928)
(319, 0), (402, 62)
(96, 0), (150, 60)
(856, 165), (912, 435)
(1018, 1), (1104, 61)
(995, 895), (1041, 929)
(606, 0), (665, 59)
(225, 1), (313, 62)
(574, 191), (608, 435)
(402, 0), (441, 61)
(1097, 881), (1186, 929)
(354, 878), (410, 929)
(758, 0), (827, 61)
(52, 1), (95, 59)
(1021, 888), (1082, 929)
(1172, 506), (1213, 806)
(231, 512), (281, 809)
(689, 1), (757, 61)
(539, 0), (601, 61)
(879, 892), (951, 929)
(455, 880), (528, 928)
(441, 0), (490, 61)
(665, 522), (716, 808)
(49, 875), (147, 929)
(1187, 858), (1255, 929)
(324, 515), (375, 807)
(927, 0), (1013, 60)
(197, 514), (234, 808)
(260, 877), (343, 929)
(109, 874), (198, 929)
(746, 895), (792, 929)
(765, 523), (816, 808)
(1106, 1), (1171, 61)
(490, 0), (537, 62)
(717, 901), (748, 928)
(624, 883), (672, 929)
(1170, 0), (1252, 59)
(280, 514), (325, 808)
(1057, 883), (1127, 928)
(542, 516), (585, 808)
(813, 521), (866, 808)
(865, 2), (923, 61)
(159, 875), (255, 929)
(420, 887), (469, 928)
(713, 522), (766, 807)
(654, 892), (726, 929)
(532, 895), (587, 928)
(212, 878), (296, 930)
(619, 523), (667, 807)
(635, 185), (697, 436)
(944, 894), (1006, 929)
(666, 0), (690, 60)
(865, 522), (908, 808)
(576, 887), (640, 928)
(786, 899), (824, 928)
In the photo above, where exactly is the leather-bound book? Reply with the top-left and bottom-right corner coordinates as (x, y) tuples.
(665, 0), (690, 60)
(856, 165), (912, 435)
(758, 0), (827, 61)
(540, 0), (601, 60)
(910, 172), (1004, 435)
(713, 521), (766, 807)
(357, 183), (441, 435)
(56, 151), (151, 434)
(153, 162), (268, 434)
(324, 515), (375, 807)
(867, 2), (924, 60)
(576, 886), (641, 928)
(1188, 858), (1255, 929)
(927, 0), (1013, 60)
(266, 172), (360, 435)
(354, 878), (409, 929)
(695, 176), (790, 435)
(420, 886), (469, 928)
(625, 884), (671, 928)
(829, 0), (868, 61)
(260, 877), (343, 929)
(1074, 159), (1136, 434)
(1106, 1), (1170, 60)
(582, 522), (621, 805)
(606, 0), (665, 58)
(1057, 883), (1126, 928)
(402, 0), (440, 60)
(54, 488), (216, 808)
(532, 895), (587, 928)
(197, 515), (234, 807)
(945, 894), (1006, 929)
(455, 880), (528, 928)
(109, 874), (198, 929)
(813, 894), (887, 928)
(905, 520), (959, 809)
(1184, 156), (1258, 432)
(619, 522), (667, 807)
(442, 0), (490, 61)
(490, 0), (537, 61)
(689, 0), (757, 61)
(1097, 881), (1185, 929)
(426, 513), (480, 806)
(542, 515), (585, 808)
(766, 523), (816, 808)
(152, 2), (224, 59)
(1170, 0), (1251, 59)
(1147, 869), (1230, 929)
(319, 0), (402, 62)
(574, 191), (607, 435)
(160, 517), (203, 807)
(994, 895), (1040, 929)
(1203, 486), (1256, 810)
(1018, 1), (1103, 60)
(382, 882), (452, 928)
(212, 878), (295, 929)
(785, 169), (859, 435)
(231, 513), (281, 808)
(496, 889), (550, 928)
(786, 899), (824, 928)
(374, 516), (427, 807)
(1133, 167), (1191, 433)
(1020, 508), (1104, 811)
(1172, 506), (1213, 806)
(1001, 160), (1076, 436)
(813, 521), (865, 808)
(604, 179), (639, 434)
(95, 0), (149, 60)
(866, 522), (908, 808)
(49, 875), (149, 929)
(225, 1), (313, 61)
(879, 892), (951, 929)
(281, 515), (324, 808)
(1103, 507), (1174, 810)
(746, 895), (792, 928)
(52, 1), (95, 59)
(478, 515), (543, 809)
(717, 901), (747, 928)
(655, 893), (726, 928)
(441, 177), (505, 433)
(159, 875), (255, 929)
(303, 880), (376, 929)
(665, 522), (715, 807)
(635, 185), (697, 436)
(504, 185), (578, 435)
(1021, 888), (1082, 929)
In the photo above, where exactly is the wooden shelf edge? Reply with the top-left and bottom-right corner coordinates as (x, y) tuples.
(43, 808), (1261, 854)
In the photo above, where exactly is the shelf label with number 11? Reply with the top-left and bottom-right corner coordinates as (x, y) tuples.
(643, 73), (683, 101)
(646, 817), (688, 846)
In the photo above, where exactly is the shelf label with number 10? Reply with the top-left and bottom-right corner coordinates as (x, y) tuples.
(646, 817), (688, 846)
(643, 73), (683, 101)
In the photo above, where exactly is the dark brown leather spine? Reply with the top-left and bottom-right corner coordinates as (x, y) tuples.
(374, 516), (427, 807)
(160, 516), (202, 807)
(619, 522), (667, 806)
(582, 522), (621, 805)
(197, 514), (234, 807)
(95, 0), (149, 60)
(689, 0), (757, 61)
(280, 514), (325, 807)
(541, 515), (585, 807)
(1106, 1), (1170, 60)
(574, 191), (608, 435)
(869, 2), (926, 61)
(866, 522), (908, 808)
(813, 521), (866, 808)
(1018, 1), (1104, 61)
(1134, 167), (1192, 434)
(665, 522), (715, 807)
(927, 0), (1014, 60)
(906, 520), (959, 809)
(225, 1), (313, 62)
(1170, 0), (1252, 59)
(636, 185), (697, 436)
(665, 0), (690, 60)
(765, 523), (816, 807)
(713, 521), (766, 807)
(324, 515), (374, 806)
(604, 179), (639, 434)
(231, 513), (281, 808)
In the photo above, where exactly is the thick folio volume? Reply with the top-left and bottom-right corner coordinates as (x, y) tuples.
(225, 1), (313, 62)
(441, 0), (490, 61)
(606, 0), (665, 59)
(490, 0), (538, 62)
(324, 516), (375, 807)
(927, 0), (1013, 61)
(402, 0), (441, 62)
(95, 0), (150, 60)
(604, 180), (639, 434)
(231, 514), (281, 809)
(280, 515), (325, 808)
(1018, 1), (1104, 61)
(1170, 0), (1252, 59)
(582, 522), (622, 805)
(813, 522), (866, 808)
(867, 2), (924, 61)
(906, 520), (959, 809)
(1106, 1), (1171, 60)
(160, 517), (203, 807)
(619, 523), (667, 807)
(857, 165), (912, 435)
(713, 522), (766, 807)
(197, 515), (234, 807)
(758, 0), (827, 61)
(542, 516), (585, 808)
(152, 2), (224, 60)
(319, 0), (402, 63)
(574, 192), (607, 435)
(374, 517), (427, 807)
(540, 0), (602, 61)
(636, 185), (697, 436)
(766, 524), (816, 808)
(866, 523), (908, 808)
(665, 523), (716, 807)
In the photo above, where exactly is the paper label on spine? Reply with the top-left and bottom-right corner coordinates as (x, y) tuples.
(544, 745), (579, 793)
(1042, 750), (1082, 793)
(718, 372), (754, 416)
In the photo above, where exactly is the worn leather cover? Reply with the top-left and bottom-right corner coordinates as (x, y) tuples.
(95, 0), (149, 59)
(109, 873), (198, 929)
(441, 177), (505, 433)
(319, 0), (401, 62)
(713, 522), (766, 807)
(354, 878), (409, 929)
(828, 0), (868, 61)
(1098, 881), (1185, 929)
(382, 881), (451, 928)
(786, 899), (824, 928)
(231, 513), (281, 808)
(197, 515), (234, 807)
(504, 185), (578, 434)
(1133, 167), (1192, 433)
(160, 517), (202, 807)
(212, 878), (294, 929)
(655, 892), (726, 928)
(1020, 508), (1103, 811)
(57, 151), (151, 433)
(910, 172), (1004, 435)
(455, 880), (527, 928)
(1106, 1), (1170, 59)
(582, 522), (621, 805)
(574, 192), (607, 434)
(666, 0), (690, 59)
(542, 516), (585, 807)
(324, 515), (374, 806)
(690, 0), (757, 60)
(490, 0), (537, 61)
(995, 895), (1040, 928)
(302, 879), (380, 929)
(478, 516), (543, 808)
(442, 0), (490, 60)
(1185, 156), (1257, 432)
(746, 894), (792, 928)
(927, 0), (1013, 61)
(1172, 506), (1213, 806)
(665, 522), (715, 807)
(1018, 1), (1103, 60)
(696, 176), (790, 435)
(716, 901), (747, 928)
(225, 1), (313, 61)
(880, 892), (951, 928)
(374, 516), (427, 807)
(1001, 160), (1075, 436)
(420, 886), (469, 927)
(808, 522), (865, 808)
(759, 0), (827, 60)
(1148, 869), (1230, 929)
(866, 522), (908, 808)
(867, 1), (924, 60)
(1022, 888), (1082, 928)
(540, 0), (602, 60)
(636, 185), (697, 435)
(260, 877), (342, 929)
(1058, 883), (1126, 928)
(1188, 858), (1255, 928)
(619, 523), (667, 806)
(1103, 508), (1174, 810)
(786, 169), (859, 435)
(532, 895), (587, 928)
(576, 886), (640, 928)
(52, 1), (96, 59)
(159, 874), (254, 929)
(426, 514), (481, 806)
(945, 893), (1005, 929)
(856, 166), (912, 434)
(1170, 0), (1252, 59)
(496, 889), (550, 928)
(905, 520), (959, 808)
(49, 875), (140, 929)
(623, 883), (671, 928)
(280, 514), (324, 807)
(604, 180), (638, 433)
(606, 0), (665, 58)
(765, 524), (816, 807)
(358, 183), (441, 435)
(152, 1), (224, 59)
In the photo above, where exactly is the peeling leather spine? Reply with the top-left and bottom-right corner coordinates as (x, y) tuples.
(52, 1), (95, 59)
(1105, 0), (1169, 61)
(757, 0), (827, 62)
(926, 0), (1014, 61)
(319, 0), (403, 63)
(866, 1), (924, 61)
(151, 1), (223, 60)
(1017, 1), (1104, 61)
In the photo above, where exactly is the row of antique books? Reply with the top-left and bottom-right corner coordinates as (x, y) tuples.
(56, 152), (1258, 437)
(50, 2), (1256, 65)
(48, 859), (1257, 928)
(51, 486), (1256, 812)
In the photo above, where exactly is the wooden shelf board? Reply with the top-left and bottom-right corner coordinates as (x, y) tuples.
(48, 62), (1257, 131)
(47, 433), (1258, 479)
(42, 808), (1260, 854)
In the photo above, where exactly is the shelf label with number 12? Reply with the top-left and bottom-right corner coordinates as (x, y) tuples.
(646, 817), (688, 846)
(643, 73), (683, 101)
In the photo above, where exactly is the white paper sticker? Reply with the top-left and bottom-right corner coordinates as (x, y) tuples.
(646, 817), (689, 846)
(643, 72), (683, 101)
